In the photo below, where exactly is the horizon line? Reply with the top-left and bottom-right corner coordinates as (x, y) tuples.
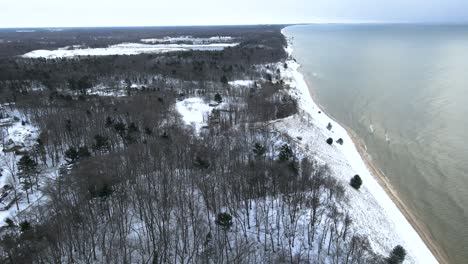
(2, 21), (468, 29)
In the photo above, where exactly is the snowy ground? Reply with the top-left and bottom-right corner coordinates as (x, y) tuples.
(176, 98), (213, 134)
(176, 97), (233, 135)
(228, 80), (255, 87)
(0, 108), (40, 223)
(141, 36), (233, 44)
(276, 38), (438, 263)
(22, 42), (239, 59)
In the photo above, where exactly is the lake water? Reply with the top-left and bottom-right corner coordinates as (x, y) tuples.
(284, 24), (468, 264)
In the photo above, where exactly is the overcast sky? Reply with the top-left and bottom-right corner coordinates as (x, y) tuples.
(2, 0), (468, 28)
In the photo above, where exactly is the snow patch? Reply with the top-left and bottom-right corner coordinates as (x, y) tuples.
(141, 36), (233, 44)
(15, 30), (35, 33)
(228, 80), (255, 87)
(22, 42), (239, 59)
(175, 98), (211, 134)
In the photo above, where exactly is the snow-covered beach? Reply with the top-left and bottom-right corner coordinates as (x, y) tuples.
(280, 28), (444, 264)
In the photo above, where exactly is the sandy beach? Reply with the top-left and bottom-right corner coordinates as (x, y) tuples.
(345, 127), (450, 264)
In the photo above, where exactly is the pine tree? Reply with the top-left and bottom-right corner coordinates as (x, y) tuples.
(128, 122), (139, 133)
(65, 119), (72, 132)
(105, 116), (114, 127)
(65, 146), (79, 164)
(387, 245), (406, 264)
(144, 127), (153, 135)
(114, 121), (127, 137)
(220, 75), (228, 85)
(4, 218), (15, 228)
(17, 155), (38, 203)
(194, 156), (210, 170)
(252, 142), (267, 158)
(214, 93), (223, 104)
(350, 175), (363, 190)
(278, 144), (293, 162)
(215, 212), (233, 231)
(78, 146), (91, 158)
(92, 135), (111, 153)
(19, 221), (31, 233)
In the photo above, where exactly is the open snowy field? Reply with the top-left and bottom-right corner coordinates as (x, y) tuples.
(141, 36), (233, 44)
(22, 42), (239, 59)
(278, 34), (438, 263)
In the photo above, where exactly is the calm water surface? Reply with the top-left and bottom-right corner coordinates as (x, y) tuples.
(284, 24), (468, 264)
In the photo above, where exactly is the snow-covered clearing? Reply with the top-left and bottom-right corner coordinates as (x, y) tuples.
(228, 80), (255, 87)
(22, 42), (239, 59)
(276, 42), (438, 263)
(176, 97), (232, 134)
(176, 98), (212, 134)
(15, 30), (36, 33)
(141, 36), (233, 44)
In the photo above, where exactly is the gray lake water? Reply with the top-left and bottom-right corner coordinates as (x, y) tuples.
(284, 24), (468, 264)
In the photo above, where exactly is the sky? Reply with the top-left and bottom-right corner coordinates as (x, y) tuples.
(2, 0), (468, 28)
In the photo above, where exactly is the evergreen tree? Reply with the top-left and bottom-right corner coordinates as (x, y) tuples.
(128, 122), (139, 133)
(214, 93), (223, 104)
(65, 119), (72, 132)
(144, 127), (153, 135)
(78, 146), (91, 158)
(77, 75), (92, 95)
(113, 121), (127, 137)
(99, 184), (113, 198)
(19, 221), (31, 233)
(194, 156), (210, 170)
(92, 135), (111, 153)
(105, 116), (114, 127)
(252, 142), (267, 158)
(220, 75), (228, 85)
(17, 155), (38, 203)
(65, 146), (79, 164)
(278, 144), (293, 162)
(34, 137), (47, 165)
(387, 245), (406, 264)
(350, 175), (363, 190)
(4, 218), (15, 228)
(215, 212), (233, 231)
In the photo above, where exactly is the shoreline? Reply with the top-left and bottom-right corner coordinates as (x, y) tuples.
(304, 75), (449, 263)
(281, 27), (449, 264)
(345, 125), (450, 264)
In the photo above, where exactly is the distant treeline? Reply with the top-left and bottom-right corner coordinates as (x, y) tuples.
(0, 26), (286, 99)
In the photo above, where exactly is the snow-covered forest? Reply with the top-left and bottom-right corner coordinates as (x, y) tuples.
(0, 26), (406, 263)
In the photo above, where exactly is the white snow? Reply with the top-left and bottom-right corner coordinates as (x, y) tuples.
(175, 98), (211, 134)
(22, 42), (239, 59)
(58, 45), (85, 50)
(141, 36), (233, 44)
(0, 109), (41, 223)
(275, 48), (438, 263)
(228, 80), (255, 87)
